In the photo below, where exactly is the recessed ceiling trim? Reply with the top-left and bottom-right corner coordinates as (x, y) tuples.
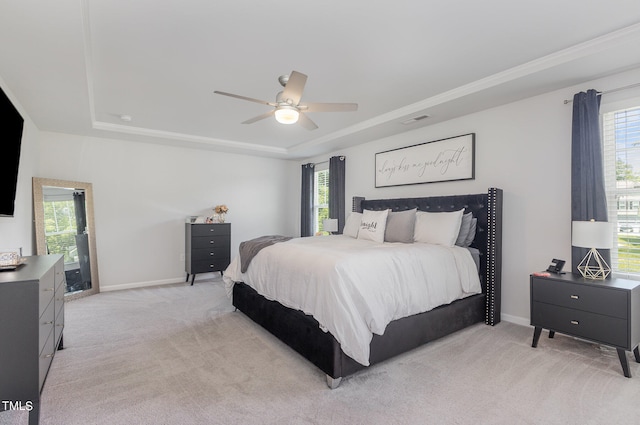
(92, 121), (289, 154)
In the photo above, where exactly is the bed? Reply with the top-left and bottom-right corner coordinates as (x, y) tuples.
(224, 188), (503, 388)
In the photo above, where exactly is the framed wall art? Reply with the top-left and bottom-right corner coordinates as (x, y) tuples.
(375, 133), (475, 187)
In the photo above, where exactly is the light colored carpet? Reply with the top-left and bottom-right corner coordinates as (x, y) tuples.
(2, 277), (640, 425)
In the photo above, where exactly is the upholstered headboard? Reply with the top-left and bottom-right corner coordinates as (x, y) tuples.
(353, 187), (503, 325)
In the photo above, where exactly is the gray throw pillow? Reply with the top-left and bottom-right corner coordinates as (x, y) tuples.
(455, 212), (473, 247)
(464, 218), (477, 247)
(384, 209), (417, 243)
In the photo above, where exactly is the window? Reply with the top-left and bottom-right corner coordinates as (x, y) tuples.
(603, 105), (640, 275)
(314, 168), (329, 234)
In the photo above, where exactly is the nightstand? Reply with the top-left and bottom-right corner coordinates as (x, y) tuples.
(530, 273), (640, 377)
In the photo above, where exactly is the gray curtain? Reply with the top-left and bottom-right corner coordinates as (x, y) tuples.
(571, 89), (609, 274)
(73, 191), (92, 289)
(329, 156), (346, 233)
(301, 163), (315, 237)
(73, 191), (87, 234)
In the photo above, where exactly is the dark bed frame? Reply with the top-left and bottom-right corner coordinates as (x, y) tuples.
(232, 188), (503, 388)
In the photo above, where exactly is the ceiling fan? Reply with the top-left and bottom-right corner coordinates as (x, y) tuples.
(214, 71), (358, 130)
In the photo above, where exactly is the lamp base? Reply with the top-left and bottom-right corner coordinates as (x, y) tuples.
(577, 248), (611, 280)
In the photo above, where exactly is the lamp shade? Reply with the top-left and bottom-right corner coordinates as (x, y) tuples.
(323, 218), (338, 233)
(274, 106), (299, 124)
(572, 220), (613, 249)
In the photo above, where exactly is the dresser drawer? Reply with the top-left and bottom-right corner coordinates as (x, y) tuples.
(191, 246), (228, 261)
(190, 258), (231, 274)
(55, 268), (66, 293)
(54, 258), (65, 286)
(55, 290), (64, 324)
(39, 300), (55, 354)
(38, 332), (55, 390)
(532, 302), (629, 348)
(54, 307), (64, 348)
(191, 223), (231, 237)
(532, 278), (627, 319)
(39, 267), (56, 317)
(191, 234), (230, 249)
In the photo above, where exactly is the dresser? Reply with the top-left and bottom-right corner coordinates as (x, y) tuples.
(185, 223), (231, 285)
(0, 255), (65, 425)
(530, 273), (640, 377)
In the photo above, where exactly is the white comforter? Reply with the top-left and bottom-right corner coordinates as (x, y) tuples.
(223, 235), (481, 366)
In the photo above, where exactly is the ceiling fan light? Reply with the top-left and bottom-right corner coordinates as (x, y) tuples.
(275, 106), (299, 124)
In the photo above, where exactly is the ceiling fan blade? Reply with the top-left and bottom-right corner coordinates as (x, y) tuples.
(281, 71), (307, 105)
(301, 102), (358, 112)
(214, 91), (275, 106)
(297, 112), (318, 130)
(242, 110), (274, 124)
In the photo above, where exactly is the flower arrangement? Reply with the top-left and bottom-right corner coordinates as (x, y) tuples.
(209, 204), (228, 223)
(214, 205), (229, 214)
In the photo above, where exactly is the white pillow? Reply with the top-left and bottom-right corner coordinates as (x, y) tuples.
(357, 209), (389, 243)
(343, 212), (362, 238)
(414, 209), (465, 247)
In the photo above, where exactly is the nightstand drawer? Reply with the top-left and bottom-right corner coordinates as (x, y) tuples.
(532, 278), (627, 319)
(532, 302), (628, 348)
(191, 234), (231, 249)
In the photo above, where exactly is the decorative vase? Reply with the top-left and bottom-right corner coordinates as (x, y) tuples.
(213, 213), (226, 223)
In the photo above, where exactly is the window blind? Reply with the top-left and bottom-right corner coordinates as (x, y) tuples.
(314, 168), (329, 233)
(603, 106), (640, 276)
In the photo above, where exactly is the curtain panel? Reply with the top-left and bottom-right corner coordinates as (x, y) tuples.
(300, 163), (315, 237)
(329, 156), (346, 234)
(571, 89), (610, 274)
(73, 191), (87, 234)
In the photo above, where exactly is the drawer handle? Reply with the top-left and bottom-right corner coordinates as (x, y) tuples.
(210, 252), (215, 256)
(210, 229), (215, 232)
(43, 353), (54, 359)
(42, 321), (53, 325)
(43, 288), (54, 292)
(570, 295), (579, 299)
(570, 320), (579, 325)
(56, 324), (63, 327)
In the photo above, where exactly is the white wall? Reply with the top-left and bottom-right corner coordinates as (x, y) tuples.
(0, 78), (40, 255)
(37, 132), (298, 290)
(303, 67), (640, 325)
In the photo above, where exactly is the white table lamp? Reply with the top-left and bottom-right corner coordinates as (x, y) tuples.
(572, 220), (613, 280)
(323, 219), (338, 234)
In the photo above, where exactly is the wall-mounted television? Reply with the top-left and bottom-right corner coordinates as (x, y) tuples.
(0, 86), (24, 217)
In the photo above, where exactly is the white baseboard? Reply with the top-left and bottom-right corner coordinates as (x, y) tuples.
(100, 272), (223, 292)
(501, 313), (530, 327)
(100, 278), (184, 292)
